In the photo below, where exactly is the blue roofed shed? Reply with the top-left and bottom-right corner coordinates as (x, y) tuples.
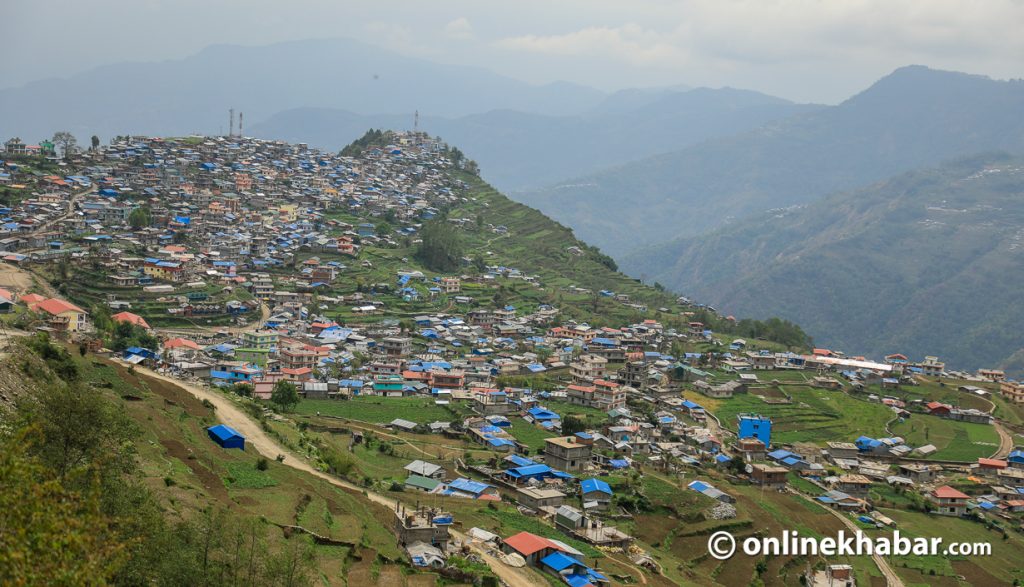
(207, 424), (245, 449)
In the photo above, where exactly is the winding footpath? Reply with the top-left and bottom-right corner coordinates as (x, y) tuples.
(131, 363), (546, 587)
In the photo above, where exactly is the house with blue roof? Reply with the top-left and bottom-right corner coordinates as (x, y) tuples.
(1008, 450), (1024, 467)
(505, 454), (536, 468)
(527, 407), (561, 422)
(687, 479), (734, 503)
(444, 478), (499, 500)
(539, 551), (608, 587)
(207, 424), (245, 449)
(580, 478), (613, 510)
(505, 464), (556, 484)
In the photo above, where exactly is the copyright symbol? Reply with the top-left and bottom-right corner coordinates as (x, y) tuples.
(707, 531), (736, 560)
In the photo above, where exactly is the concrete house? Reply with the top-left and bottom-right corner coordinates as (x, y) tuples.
(928, 486), (969, 516)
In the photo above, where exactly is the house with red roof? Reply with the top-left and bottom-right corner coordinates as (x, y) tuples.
(977, 458), (1007, 475)
(0, 287), (14, 313)
(928, 485), (969, 516)
(500, 531), (579, 567)
(280, 367), (314, 382)
(112, 311), (151, 330)
(164, 337), (200, 350)
(19, 293), (46, 307)
(925, 401), (952, 417)
(30, 298), (88, 331)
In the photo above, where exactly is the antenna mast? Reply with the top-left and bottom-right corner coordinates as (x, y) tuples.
(238, 112), (244, 138)
(414, 110), (419, 134)
(229, 108), (235, 137)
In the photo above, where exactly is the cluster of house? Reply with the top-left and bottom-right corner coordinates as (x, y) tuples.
(0, 287), (89, 332)
(397, 507), (612, 587)
(0, 131), (472, 319)
(723, 417), (1024, 522)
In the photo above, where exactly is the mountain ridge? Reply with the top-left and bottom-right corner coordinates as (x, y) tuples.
(623, 152), (1024, 372)
(515, 65), (1024, 257)
(0, 37), (606, 140)
(249, 86), (819, 191)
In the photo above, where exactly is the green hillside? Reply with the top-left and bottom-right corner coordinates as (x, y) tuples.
(624, 153), (1024, 372)
(0, 335), (417, 586)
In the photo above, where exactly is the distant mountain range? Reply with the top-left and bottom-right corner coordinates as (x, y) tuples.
(247, 87), (819, 190)
(517, 66), (1024, 257)
(623, 154), (1024, 372)
(0, 37), (605, 140)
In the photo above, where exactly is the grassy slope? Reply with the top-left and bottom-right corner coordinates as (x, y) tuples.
(38, 349), (441, 586)
(314, 171), (697, 331)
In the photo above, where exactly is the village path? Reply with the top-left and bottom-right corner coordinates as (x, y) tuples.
(129, 363), (548, 587)
(990, 420), (1014, 459)
(790, 488), (905, 587)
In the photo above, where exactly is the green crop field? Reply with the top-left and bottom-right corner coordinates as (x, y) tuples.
(296, 397), (460, 424)
(713, 386), (894, 444)
(890, 415), (999, 461)
(507, 419), (554, 453)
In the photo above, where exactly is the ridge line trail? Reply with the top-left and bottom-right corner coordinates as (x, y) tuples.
(130, 363), (546, 587)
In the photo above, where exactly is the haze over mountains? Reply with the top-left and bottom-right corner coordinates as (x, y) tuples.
(247, 88), (820, 190)
(519, 66), (1024, 256)
(0, 38), (605, 139)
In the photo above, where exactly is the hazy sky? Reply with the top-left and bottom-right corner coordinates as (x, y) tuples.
(4, 0), (1023, 103)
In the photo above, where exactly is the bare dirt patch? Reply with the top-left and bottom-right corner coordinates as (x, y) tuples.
(952, 560), (1003, 586)
(144, 373), (212, 418)
(160, 438), (229, 502)
(0, 262), (34, 293)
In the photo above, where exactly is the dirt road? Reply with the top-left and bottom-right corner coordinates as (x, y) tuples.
(131, 364), (546, 587)
(990, 420), (1015, 459)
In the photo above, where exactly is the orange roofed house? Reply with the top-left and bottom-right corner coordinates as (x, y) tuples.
(500, 531), (581, 567)
(112, 311), (151, 330)
(29, 298), (88, 332)
(928, 485), (969, 516)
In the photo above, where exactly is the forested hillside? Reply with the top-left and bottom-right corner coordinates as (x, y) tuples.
(624, 154), (1024, 371)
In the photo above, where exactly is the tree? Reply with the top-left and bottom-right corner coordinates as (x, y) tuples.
(414, 218), (464, 272)
(52, 131), (78, 160)
(561, 415), (587, 436)
(0, 431), (129, 585)
(90, 135), (100, 150)
(128, 207), (151, 229)
(271, 380), (300, 412)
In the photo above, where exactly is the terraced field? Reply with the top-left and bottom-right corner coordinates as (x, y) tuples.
(713, 385), (894, 444)
(890, 415), (1000, 461)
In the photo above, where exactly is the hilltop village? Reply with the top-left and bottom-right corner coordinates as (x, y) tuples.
(3, 131), (1024, 586)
